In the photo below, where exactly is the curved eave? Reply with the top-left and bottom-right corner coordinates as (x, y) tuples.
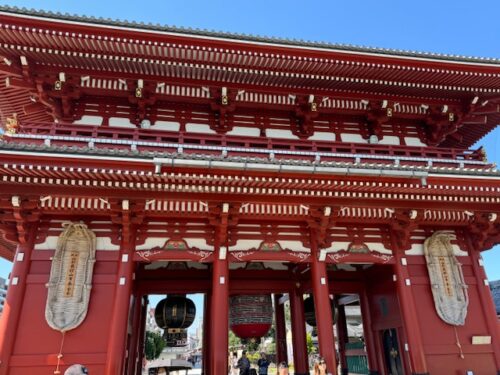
(0, 236), (15, 261)
(1, 5), (500, 67)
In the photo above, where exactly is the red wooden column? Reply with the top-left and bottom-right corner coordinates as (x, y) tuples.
(359, 289), (381, 375)
(0, 223), (38, 375)
(203, 291), (212, 375)
(289, 287), (309, 375)
(310, 229), (338, 375)
(126, 293), (144, 375)
(467, 240), (500, 371)
(135, 296), (148, 375)
(274, 293), (288, 365)
(336, 304), (349, 375)
(391, 235), (428, 375)
(209, 228), (229, 375)
(105, 222), (137, 375)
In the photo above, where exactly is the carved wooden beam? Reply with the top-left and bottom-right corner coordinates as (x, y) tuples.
(209, 87), (237, 133)
(292, 95), (320, 139)
(388, 208), (419, 251)
(467, 212), (500, 251)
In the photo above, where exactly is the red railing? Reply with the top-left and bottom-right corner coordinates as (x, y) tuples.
(7, 122), (489, 169)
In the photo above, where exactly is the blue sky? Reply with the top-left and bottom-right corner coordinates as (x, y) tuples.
(0, 0), (499, 283)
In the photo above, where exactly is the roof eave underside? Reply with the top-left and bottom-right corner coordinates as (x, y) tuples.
(2, 6), (500, 67)
(0, 7), (499, 148)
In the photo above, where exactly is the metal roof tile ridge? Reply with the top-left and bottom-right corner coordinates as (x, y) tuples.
(1, 5), (500, 65)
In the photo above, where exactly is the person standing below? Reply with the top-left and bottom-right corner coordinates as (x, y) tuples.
(278, 362), (289, 375)
(230, 352), (239, 375)
(257, 353), (270, 375)
(237, 350), (251, 375)
(313, 357), (330, 375)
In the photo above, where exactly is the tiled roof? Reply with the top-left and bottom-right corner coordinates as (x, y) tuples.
(491, 280), (500, 315)
(1, 5), (500, 66)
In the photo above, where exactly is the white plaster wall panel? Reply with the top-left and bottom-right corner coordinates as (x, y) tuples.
(229, 240), (262, 251)
(404, 137), (426, 147)
(227, 127), (260, 137)
(108, 117), (136, 128)
(323, 242), (391, 254)
(405, 242), (467, 256)
(151, 121), (180, 131)
(72, 115), (103, 126)
(378, 136), (400, 145)
(278, 241), (309, 252)
(35, 235), (119, 251)
(185, 123), (216, 134)
(308, 132), (336, 141)
(150, 121), (181, 132)
(265, 129), (299, 139)
(185, 238), (214, 251)
(136, 237), (167, 251)
(340, 133), (366, 143)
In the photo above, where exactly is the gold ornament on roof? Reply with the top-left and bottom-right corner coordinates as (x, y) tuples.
(1, 113), (19, 138)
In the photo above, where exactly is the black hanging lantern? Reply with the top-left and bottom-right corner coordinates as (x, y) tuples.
(154, 295), (196, 330)
(304, 295), (337, 327)
(155, 295), (196, 348)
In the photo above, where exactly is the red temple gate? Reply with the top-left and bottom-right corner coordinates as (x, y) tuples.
(0, 6), (498, 375)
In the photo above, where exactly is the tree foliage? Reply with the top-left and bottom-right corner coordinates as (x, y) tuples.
(145, 331), (166, 360)
(306, 332), (316, 355)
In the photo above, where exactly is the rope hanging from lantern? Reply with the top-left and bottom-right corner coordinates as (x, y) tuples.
(53, 331), (66, 374)
(454, 326), (465, 359)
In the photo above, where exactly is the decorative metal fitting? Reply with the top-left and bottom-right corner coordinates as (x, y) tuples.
(54, 81), (63, 90)
(135, 87), (143, 98)
(448, 112), (455, 122)
(221, 95), (229, 105)
(386, 107), (393, 117)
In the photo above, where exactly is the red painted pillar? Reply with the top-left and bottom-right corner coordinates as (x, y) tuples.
(209, 230), (229, 375)
(391, 236), (428, 375)
(274, 293), (288, 365)
(0, 223), (37, 375)
(105, 230), (137, 375)
(310, 229), (338, 375)
(203, 291), (212, 375)
(359, 289), (380, 375)
(126, 293), (144, 375)
(336, 304), (349, 375)
(468, 244), (500, 371)
(135, 296), (148, 375)
(289, 287), (309, 375)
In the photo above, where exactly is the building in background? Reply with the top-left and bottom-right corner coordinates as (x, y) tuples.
(490, 280), (500, 318)
(0, 277), (7, 317)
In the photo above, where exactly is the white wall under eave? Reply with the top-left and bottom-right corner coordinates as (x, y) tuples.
(308, 132), (336, 142)
(405, 242), (468, 256)
(404, 137), (427, 147)
(377, 136), (401, 145)
(340, 133), (366, 143)
(227, 126), (260, 137)
(34, 235), (120, 251)
(108, 117), (136, 128)
(185, 123), (216, 134)
(322, 242), (392, 254)
(150, 121), (180, 132)
(265, 129), (299, 140)
(72, 115), (103, 126)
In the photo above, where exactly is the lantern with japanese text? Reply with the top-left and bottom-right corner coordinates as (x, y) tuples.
(229, 295), (273, 340)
